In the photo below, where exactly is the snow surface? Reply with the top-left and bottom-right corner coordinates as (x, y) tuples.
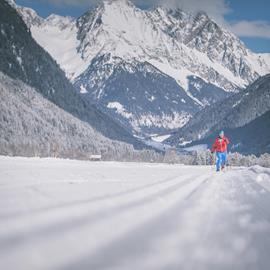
(183, 144), (208, 152)
(151, 134), (171, 143)
(31, 18), (88, 80)
(143, 139), (172, 152)
(79, 84), (88, 94)
(1, 156), (270, 270)
(107, 102), (133, 119)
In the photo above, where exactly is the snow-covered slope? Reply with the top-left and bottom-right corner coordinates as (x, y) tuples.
(0, 71), (141, 159)
(14, 3), (87, 79)
(1, 156), (270, 270)
(30, 15), (88, 79)
(13, 0), (270, 134)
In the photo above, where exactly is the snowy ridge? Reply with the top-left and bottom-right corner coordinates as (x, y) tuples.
(15, 0), (270, 89)
(10, 0), (86, 79)
(16, 5), (44, 28)
(6, 0), (16, 7)
(76, 0), (245, 91)
(30, 21), (87, 79)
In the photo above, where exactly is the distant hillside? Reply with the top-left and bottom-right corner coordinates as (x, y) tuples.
(186, 110), (270, 156)
(167, 74), (270, 147)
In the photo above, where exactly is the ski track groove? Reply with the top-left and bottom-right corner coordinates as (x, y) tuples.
(0, 172), (209, 252)
(60, 174), (217, 270)
(0, 171), (212, 270)
(0, 172), (197, 220)
(61, 169), (270, 270)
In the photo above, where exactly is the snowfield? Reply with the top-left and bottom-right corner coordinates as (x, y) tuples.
(0, 156), (270, 270)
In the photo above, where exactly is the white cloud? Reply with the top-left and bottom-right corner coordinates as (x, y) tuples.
(229, 20), (270, 39)
(38, 0), (231, 22)
(158, 0), (231, 24)
(40, 0), (230, 22)
(34, 0), (270, 39)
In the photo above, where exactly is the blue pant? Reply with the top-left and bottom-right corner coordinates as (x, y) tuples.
(216, 152), (227, 171)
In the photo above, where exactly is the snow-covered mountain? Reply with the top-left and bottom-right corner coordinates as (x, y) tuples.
(1, 0), (143, 148)
(74, 0), (270, 87)
(73, 54), (229, 133)
(13, 0), (270, 135)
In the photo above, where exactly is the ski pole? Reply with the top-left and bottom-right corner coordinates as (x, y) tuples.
(212, 152), (216, 171)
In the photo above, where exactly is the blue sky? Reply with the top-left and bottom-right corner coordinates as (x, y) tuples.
(15, 0), (270, 53)
(225, 0), (270, 52)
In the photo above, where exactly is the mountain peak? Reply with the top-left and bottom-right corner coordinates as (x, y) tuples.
(17, 0), (270, 97)
(102, 0), (137, 12)
(103, 0), (135, 7)
(17, 6), (44, 28)
(45, 13), (75, 26)
(6, 0), (16, 7)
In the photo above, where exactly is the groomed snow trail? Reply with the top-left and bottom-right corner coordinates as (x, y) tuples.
(0, 157), (270, 270)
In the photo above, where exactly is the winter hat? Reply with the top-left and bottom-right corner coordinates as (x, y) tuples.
(219, 130), (224, 136)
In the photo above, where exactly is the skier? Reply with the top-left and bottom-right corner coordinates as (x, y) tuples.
(211, 130), (230, 172)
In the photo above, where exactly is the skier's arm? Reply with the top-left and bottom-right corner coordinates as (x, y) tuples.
(225, 137), (230, 144)
(211, 141), (217, 153)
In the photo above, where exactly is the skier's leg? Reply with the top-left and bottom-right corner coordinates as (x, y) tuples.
(221, 152), (226, 170)
(216, 152), (222, 171)
(224, 152), (228, 167)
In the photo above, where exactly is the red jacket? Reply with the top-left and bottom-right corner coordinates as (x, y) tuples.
(212, 136), (229, 153)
